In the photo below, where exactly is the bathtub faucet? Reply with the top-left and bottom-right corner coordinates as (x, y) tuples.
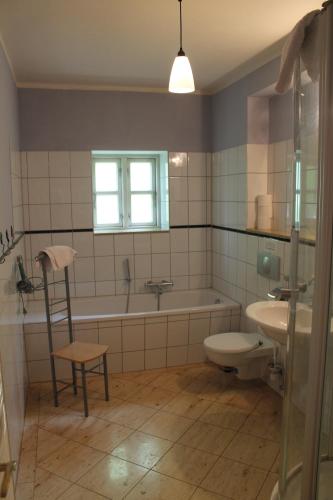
(145, 280), (174, 297)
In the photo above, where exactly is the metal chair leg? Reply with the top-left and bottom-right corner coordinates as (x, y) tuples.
(50, 355), (58, 407)
(81, 363), (89, 417)
(103, 353), (109, 401)
(71, 361), (77, 395)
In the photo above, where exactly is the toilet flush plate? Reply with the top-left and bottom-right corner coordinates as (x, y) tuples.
(257, 251), (280, 281)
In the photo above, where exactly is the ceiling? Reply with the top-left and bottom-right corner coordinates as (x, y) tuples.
(0, 0), (322, 93)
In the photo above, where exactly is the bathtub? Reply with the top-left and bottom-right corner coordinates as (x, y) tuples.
(24, 289), (241, 382)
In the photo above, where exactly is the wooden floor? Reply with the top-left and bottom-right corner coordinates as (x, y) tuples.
(16, 363), (282, 500)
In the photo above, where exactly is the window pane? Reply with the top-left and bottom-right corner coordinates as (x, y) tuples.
(130, 162), (153, 191)
(95, 162), (118, 192)
(96, 194), (119, 225)
(131, 194), (154, 224)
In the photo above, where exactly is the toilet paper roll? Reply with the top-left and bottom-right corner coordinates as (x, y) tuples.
(257, 205), (273, 218)
(256, 194), (273, 206)
(256, 216), (272, 231)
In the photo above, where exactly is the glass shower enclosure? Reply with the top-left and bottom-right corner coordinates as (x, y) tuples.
(274, 1), (333, 499)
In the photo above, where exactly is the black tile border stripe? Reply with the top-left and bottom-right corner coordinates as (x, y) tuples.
(24, 225), (315, 246)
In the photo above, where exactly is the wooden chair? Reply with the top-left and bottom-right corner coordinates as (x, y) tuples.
(38, 253), (109, 417)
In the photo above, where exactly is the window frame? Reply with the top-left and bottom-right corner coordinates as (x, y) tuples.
(93, 153), (161, 233)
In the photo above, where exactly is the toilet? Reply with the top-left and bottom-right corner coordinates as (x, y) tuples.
(203, 332), (274, 380)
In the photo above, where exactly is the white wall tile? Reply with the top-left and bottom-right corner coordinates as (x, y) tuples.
(73, 232), (94, 257)
(167, 320), (188, 346)
(170, 229), (188, 253)
(94, 234), (114, 256)
(187, 344), (206, 363)
(152, 253), (170, 278)
(50, 178), (71, 204)
(145, 349), (166, 369)
(189, 318), (210, 344)
(134, 233), (151, 254)
(145, 323), (167, 349)
(72, 203), (93, 228)
(70, 151), (92, 177)
(122, 324), (144, 351)
(171, 253), (189, 277)
(114, 234), (134, 255)
(167, 346), (187, 367)
(123, 351), (144, 371)
(169, 153), (187, 177)
(151, 233), (170, 253)
(99, 326), (122, 352)
(27, 152), (49, 178)
(134, 254), (151, 279)
(74, 257), (95, 282)
(96, 281), (116, 296)
(189, 252), (207, 275)
(29, 204), (51, 230)
(28, 178), (50, 204)
(105, 353), (122, 373)
(49, 152), (70, 177)
(75, 282), (96, 297)
(189, 228), (207, 252)
(51, 204), (72, 229)
(188, 177), (206, 201)
(169, 201), (188, 226)
(189, 201), (206, 225)
(188, 153), (206, 176)
(169, 177), (188, 202)
(71, 178), (92, 203)
(95, 256), (115, 281)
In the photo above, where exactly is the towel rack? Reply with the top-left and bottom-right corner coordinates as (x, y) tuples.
(0, 226), (24, 264)
(36, 253), (110, 416)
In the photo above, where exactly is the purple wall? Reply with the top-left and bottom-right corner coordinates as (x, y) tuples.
(18, 88), (212, 152)
(211, 58), (280, 151)
(0, 45), (19, 230)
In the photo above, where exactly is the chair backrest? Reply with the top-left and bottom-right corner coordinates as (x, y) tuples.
(39, 254), (74, 355)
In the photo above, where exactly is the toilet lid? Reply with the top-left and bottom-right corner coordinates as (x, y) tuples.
(204, 332), (262, 354)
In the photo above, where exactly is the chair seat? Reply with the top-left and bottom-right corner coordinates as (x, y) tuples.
(52, 341), (108, 363)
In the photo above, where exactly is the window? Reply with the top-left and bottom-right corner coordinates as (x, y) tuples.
(93, 152), (169, 232)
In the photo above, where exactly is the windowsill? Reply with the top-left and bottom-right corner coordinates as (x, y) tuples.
(94, 227), (170, 235)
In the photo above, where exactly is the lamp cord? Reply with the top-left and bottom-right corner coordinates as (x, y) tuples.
(179, 0), (183, 51)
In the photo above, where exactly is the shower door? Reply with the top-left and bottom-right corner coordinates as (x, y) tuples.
(278, 3), (333, 499)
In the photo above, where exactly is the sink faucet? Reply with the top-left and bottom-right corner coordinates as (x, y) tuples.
(268, 282), (307, 301)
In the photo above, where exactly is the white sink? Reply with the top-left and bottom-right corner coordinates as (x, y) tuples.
(246, 301), (312, 344)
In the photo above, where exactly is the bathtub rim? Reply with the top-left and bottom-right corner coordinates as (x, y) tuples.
(23, 289), (240, 326)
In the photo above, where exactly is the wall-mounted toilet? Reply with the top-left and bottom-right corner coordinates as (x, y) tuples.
(203, 332), (274, 380)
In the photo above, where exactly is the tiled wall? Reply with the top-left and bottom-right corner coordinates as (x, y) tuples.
(22, 151), (212, 299)
(212, 144), (269, 230)
(25, 305), (240, 382)
(267, 140), (293, 234)
(0, 150), (28, 473)
(0, 43), (27, 476)
(211, 227), (315, 331)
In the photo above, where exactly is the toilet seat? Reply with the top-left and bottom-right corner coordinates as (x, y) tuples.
(204, 332), (263, 354)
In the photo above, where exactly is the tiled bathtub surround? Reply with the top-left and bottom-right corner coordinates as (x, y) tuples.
(22, 151), (212, 299)
(24, 296), (240, 382)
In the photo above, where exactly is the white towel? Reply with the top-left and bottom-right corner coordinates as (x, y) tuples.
(275, 9), (320, 94)
(36, 246), (77, 272)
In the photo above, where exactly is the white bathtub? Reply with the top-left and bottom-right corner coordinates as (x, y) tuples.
(24, 289), (241, 382)
(25, 288), (238, 322)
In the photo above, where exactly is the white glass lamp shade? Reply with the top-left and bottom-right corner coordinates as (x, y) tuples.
(169, 53), (195, 93)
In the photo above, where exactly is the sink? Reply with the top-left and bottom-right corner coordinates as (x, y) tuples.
(246, 301), (312, 344)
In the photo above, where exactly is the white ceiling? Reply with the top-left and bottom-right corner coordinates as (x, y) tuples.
(0, 0), (322, 93)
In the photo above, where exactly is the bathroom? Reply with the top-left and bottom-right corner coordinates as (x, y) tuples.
(0, 1), (331, 499)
